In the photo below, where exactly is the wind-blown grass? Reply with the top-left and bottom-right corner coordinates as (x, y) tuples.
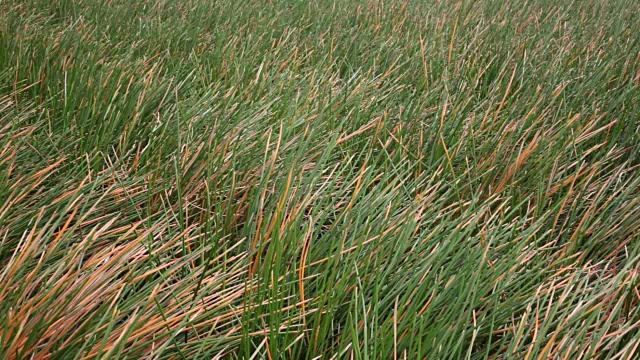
(1, 0), (640, 358)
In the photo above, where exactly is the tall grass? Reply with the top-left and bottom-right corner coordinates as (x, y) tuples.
(1, 0), (640, 358)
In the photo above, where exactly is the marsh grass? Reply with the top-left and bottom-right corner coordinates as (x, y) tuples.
(1, 0), (640, 358)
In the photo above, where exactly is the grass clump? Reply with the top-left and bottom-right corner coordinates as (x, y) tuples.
(1, 0), (640, 358)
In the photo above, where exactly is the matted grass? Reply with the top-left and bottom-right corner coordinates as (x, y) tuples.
(1, 0), (640, 358)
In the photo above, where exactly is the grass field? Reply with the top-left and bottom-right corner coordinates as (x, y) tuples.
(1, 0), (640, 358)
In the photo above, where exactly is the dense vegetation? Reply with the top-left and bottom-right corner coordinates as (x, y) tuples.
(1, 0), (640, 358)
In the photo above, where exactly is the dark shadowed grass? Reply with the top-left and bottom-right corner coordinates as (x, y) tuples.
(1, 0), (640, 358)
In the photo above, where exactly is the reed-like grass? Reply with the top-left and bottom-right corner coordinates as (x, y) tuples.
(1, 0), (640, 358)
